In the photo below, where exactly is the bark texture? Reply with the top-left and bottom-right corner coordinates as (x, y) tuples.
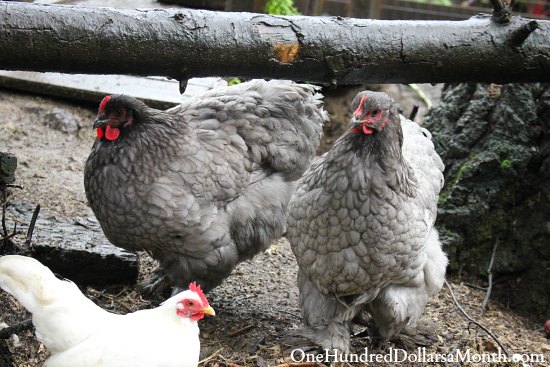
(424, 83), (550, 320)
(0, 2), (549, 84)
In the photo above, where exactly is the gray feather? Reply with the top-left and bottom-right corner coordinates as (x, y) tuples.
(287, 91), (447, 352)
(84, 80), (327, 291)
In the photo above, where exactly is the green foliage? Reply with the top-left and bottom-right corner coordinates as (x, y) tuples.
(265, 0), (300, 15)
(438, 191), (449, 206)
(438, 158), (474, 205)
(226, 77), (241, 86)
(500, 159), (511, 169)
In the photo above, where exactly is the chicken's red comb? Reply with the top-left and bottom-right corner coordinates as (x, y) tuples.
(189, 281), (208, 306)
(353, 95), (367, 118)
(98, 96), (111, 114)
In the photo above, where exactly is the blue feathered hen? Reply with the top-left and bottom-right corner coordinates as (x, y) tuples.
(85, 80), (327, 294)
(287, 90), (447, 352)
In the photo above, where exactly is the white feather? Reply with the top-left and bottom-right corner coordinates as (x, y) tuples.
(0, 255), (205, 367)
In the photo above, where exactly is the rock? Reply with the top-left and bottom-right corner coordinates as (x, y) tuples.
(42, 108), (87, 135)
(0, 152), (17, 185)
(424, 83), (550, 320)
(7, 334), (20, 353)
(18, 104), (87, 136)
(6, 201), (139, 288)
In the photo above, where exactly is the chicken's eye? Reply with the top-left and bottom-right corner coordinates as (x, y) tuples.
(185, 300), (195, 307)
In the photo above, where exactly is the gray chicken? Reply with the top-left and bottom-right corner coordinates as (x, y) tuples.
(84, 80), (326, 294)
(287, 91), (447, 352)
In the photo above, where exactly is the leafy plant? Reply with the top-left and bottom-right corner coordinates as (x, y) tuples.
(226, 77), (241, 86)
(265, 0), (300, 15)
(500, 159), (511, 169)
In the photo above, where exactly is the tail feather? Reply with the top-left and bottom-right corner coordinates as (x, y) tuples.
(0, 255), (110, 353)
(0, 255), (74, 313)
(182, 80), (327, 180)
(242, 80), (326, 180)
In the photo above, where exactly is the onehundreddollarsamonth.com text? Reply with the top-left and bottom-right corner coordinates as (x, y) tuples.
(290, 347), (545, 364)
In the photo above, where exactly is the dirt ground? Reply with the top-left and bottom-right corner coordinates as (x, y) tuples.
(0, 86), (549, 367)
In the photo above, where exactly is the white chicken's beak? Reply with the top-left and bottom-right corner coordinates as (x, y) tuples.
(201, 306), (216, 316)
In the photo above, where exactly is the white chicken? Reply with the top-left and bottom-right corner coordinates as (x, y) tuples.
(0, 255), (214, 367)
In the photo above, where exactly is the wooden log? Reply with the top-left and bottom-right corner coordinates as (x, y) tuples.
(157, 0), (226, 10)
(32, 240), (139, 288)
(5, 202), (139, 287)
(0, 2), (548, 84)
(0, 153), (17, 186)
(30, 215), (139, 287)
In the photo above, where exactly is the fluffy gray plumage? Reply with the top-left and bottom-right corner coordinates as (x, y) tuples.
(84, 80), (327, 293)
(287, 91), (447, 352)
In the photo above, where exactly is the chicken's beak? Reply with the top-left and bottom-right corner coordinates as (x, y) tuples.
(349, 117), (360, 128)
(350, 117), (376, 135)
(201, 306), (216, 316)
(93, 117), (109, 129)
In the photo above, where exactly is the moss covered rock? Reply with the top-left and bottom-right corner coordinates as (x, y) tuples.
(425, 83), (550, 320)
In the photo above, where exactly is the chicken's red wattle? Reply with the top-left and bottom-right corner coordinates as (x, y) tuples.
(362, 124), (373, 135)
(96, 126), (121, 141)
(105, 126), (120, 141)
(352, 124), (374, 135)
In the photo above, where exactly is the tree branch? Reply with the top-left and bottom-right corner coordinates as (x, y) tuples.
(24, 204), (40, 248)
(490, 0), (512, 24)
(444, 279), (509, 357)
(481, 240), (499, 315)
(508, 20), (540, 48)
(0, 3), (549, 84)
